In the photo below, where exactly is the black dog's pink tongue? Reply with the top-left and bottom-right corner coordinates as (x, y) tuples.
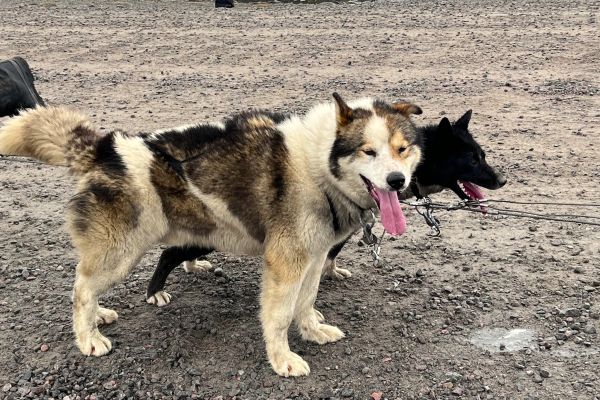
(460, 181), (488, 213)
(371, 187), (407, 235)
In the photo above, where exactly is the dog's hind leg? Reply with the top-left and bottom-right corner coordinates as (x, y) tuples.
(295, 256), (345, 344)
(73, 246), (146, 356)
(146, 246), (214, 307)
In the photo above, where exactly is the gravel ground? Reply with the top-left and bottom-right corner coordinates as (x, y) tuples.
(0, 0), (599, 399)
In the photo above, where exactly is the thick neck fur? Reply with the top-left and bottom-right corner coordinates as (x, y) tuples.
(277, 99), (373, 234)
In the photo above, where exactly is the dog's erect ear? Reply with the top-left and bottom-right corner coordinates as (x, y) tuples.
(439, 117), (453, 133)
(455, 109), (472, 129)
(332, 92), (353, 126)
(391, 101), (423, 117)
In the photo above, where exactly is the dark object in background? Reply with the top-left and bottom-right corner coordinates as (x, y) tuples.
(215, 0), (234, 8)
(0, 57), (45, 118)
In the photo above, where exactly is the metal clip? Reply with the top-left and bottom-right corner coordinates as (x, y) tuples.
(360, 209), (378, 245)
(360, 209), (386, 266)
(415, 197), (441, 236)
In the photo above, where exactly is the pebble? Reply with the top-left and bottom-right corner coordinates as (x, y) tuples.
(564, 308), (581, 318)
(583, 325), (596, 334)
(2, 384), (11, 392)
(214, 267), (225, 277)
(540, 369), (550, 378)
(532, 375), (543, 383)
(40, 344), (49, 352)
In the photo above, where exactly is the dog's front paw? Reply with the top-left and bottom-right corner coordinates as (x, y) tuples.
(300, 323), (345, 345)
(269, 350), (311, 377)
(146, 290), (172, 307)
(95, 307), (118, 326)
(183, 260), (213, 273)
(77, 330), (112, 356)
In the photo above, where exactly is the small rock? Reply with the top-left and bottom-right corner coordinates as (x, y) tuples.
(564, 308), (581, 318)
(2, 384), (11, 392)
(103, 380), (117, 390)
(583, 325), (596, 334)
(532, 375), (543, 383)
(452, 387), (463, 396)
(371, 392), (383, 400)
(573, 266), (584, 274)
(515, 363), (525, 370)
(361, 367), (370, 374)
(340, 388), (354, 397)
(214, 267), (224, 277)
(40, 344), (49, 352)
(540, 369), (550, 378)
(21, 370), (32, 381)
(415, 364), (427, 371)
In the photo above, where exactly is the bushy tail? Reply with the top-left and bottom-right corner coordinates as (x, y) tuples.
(0, 106), (100, 174)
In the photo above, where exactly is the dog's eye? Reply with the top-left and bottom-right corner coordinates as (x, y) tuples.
(398, 146), (407, 154)
(363, 149), (377, 157)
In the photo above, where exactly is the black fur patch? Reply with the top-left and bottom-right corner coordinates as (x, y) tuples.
(68, 192), (92, 233)
(272, 168), (286, 203)
(327, 238), (348, 260)
(329, 135), (362, 179)
(88, 182), (118, 203)
(95, 133), (126, 177)
(325, 193), (340, 233)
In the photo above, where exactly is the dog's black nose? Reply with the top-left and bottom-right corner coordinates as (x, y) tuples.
(497, 174), (507, 188)
(386, 172), (406, 190)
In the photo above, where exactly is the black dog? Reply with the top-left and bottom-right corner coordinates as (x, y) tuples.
(145, 110), (507, 304)
(0, 57), (45, 118)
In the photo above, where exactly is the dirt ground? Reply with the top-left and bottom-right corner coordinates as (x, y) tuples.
(1, 0), (599, 399)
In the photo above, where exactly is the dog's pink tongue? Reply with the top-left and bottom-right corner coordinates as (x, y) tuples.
(373, 187), (406, 236)
(460, 181), (487, 213)
(461, 181), (485, 200)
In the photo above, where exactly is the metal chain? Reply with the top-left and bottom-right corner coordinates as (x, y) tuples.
(401, 198), (600, 230)
(360, 209), (386, 266)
